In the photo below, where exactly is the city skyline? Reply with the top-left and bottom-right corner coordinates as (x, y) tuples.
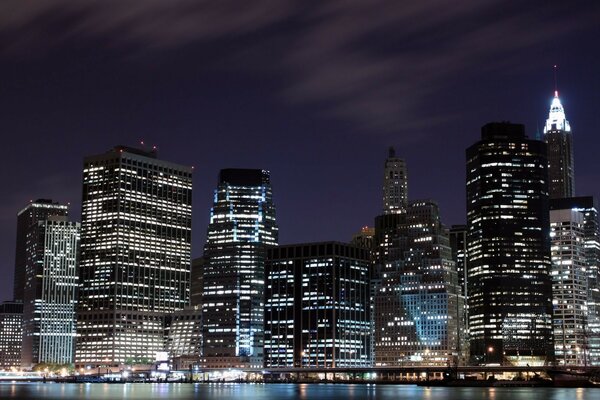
(1, 1), (600, 303)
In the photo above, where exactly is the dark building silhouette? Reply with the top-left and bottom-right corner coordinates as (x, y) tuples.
(466, 122), (554, 365)
(201, 169), (278, 369)
(0, 301), (23, 369)
(264, 242), (371, 368)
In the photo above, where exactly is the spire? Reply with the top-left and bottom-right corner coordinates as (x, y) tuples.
(388, 146), (396, 158)
(544, 68), (571, 134)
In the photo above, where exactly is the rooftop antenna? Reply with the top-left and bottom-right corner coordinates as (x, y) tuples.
(553, 65), (558, 97)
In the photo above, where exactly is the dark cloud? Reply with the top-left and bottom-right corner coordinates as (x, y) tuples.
(1, 1), (598, 133)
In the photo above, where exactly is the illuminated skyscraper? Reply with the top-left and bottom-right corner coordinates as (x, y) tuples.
(21, 209), (80, 368)
(466, 122), (554, 365)
(14, 200), (68, 302)
(544, 90), (574, 199)
(383, 146), (408, 214)
(264, 242), (371, 368)
(373, 200), (464, 366)
(76, 146), (192, 368)
(201, 169), (278, 369)
(549, 208), (587, 365)
(551, 196), (600, 365)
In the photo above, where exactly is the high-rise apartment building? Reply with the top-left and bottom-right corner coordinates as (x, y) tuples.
(544, 91), (574, 199)
(466, 122), (554, 365)
(0, 301), (23, 369)
(264, 242), (371, 368)
(201, 169), (278, 369)
(76, 146), (192, 367)
(373, 200), (464, 366)
(14, 200), (68, 302)
(549, 208), (587, 365)
(383, 147), (408, 214)
(21, 211), (80, 368)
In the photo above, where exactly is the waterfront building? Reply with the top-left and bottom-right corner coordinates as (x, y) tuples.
(550, 196), (600, 365)
(18, 199), (79, 368)
(264, 242), (371, 368)
(373, 200), (464, 366)
(544, 90), (574, 199)
(0, 301), (23, 369)
(549, 208), (587, 365)
(466, 122), (554, 365)
(76, 146), (192, 367)
(201, 169), (278, 369)
(14, 200), (68, 302)
(190, 257), (205, 308)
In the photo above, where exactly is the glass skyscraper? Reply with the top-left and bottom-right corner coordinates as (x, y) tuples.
(201, 169), (278, 369)
(76, 146), (192, 368)
(466, 122), (554, 365)
(264, 242), (371, 368)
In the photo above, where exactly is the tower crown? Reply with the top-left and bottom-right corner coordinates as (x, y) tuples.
(544, 91), (571, 133)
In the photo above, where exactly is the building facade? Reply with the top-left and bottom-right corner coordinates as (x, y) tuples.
(449, 225), (469, 337)
(0, 301), (23, 370)
(264, 242), (371, 368)
(544, 91), (574, 199)
(466, 122), (554, 365)
(166, 306), (202, 360)
(76, 146), (192, 367)
(550, 208), (587, 365)
(201, 169), (278, 369)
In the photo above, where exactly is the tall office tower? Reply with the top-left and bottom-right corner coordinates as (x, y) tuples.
(449, 225), (469, 336)
(550, 197), (600, 365)
(264, 242), (371, 368)
(76, 146), (192, 368)
(383, 146), (408, 214)
(544, 90), (574, 198)
(549, 208), (587, 365)
(201, 169), (278, 369)
(0, 301), (23, 369)
(14, 200), (68, 301)
(373, 200), (464, 366)
(466, 122), (554, 365)
(21, 211), (80, 368)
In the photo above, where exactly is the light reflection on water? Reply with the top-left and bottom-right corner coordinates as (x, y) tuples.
(1, 383), (600, 400)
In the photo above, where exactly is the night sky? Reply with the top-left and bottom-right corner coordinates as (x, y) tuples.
(1, 1), (599, 302)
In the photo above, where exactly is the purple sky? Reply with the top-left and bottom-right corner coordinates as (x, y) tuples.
(1, 1), (599, 302)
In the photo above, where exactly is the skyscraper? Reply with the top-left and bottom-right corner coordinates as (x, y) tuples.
(373, 200), (464, 366)
(14, 200), (68, 302)
(0, 301), (23, 369)
(544, 90), (574, 199)
(550, 196), (600, 365)
(449, 225), (469, 336)
(21, 209), (80, 368)
(383, 146), (408, 214)
(264, 242), (371, 368)
(76, 146), (192, 368)
(201, 169), (278, 369)
(549, 208), (587, 365)
(466, 122), (554, 365)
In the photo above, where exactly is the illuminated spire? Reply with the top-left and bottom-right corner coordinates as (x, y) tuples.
(544, 89), (571, 134)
